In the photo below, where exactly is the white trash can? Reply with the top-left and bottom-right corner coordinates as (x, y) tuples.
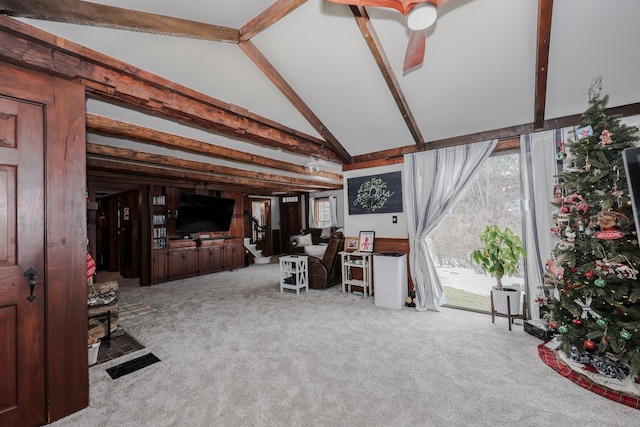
(373, 253), (408, 310)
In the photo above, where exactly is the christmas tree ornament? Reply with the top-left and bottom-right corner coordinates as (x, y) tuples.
(565, 226), (576, 242)
(594, 278), (606, 288)
(574, 296), (601, 319)
(620, 329), (633, 340)
(594, 211), (627, 240)
(584, 339), (597, 351)
(614, 262), (638, 280)
(599, 128), (613, 146)
(589, 76), (603, 100)
(549, 321), (557, 330)
(597, 318), (608, 327)
(558, 325), (569, 334)
(576, 125), (594, 139)
(556, 141), (567, 160)
(572, 319), (583, 326)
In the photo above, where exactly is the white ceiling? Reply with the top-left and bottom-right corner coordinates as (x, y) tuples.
(15, 0), (640, 179)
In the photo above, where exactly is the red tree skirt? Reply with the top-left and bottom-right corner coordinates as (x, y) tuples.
(538, 343), (640, 410)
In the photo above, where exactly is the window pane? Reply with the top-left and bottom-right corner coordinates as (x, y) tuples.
(429, 152), (524, 312)
(315, 198), (331, 228)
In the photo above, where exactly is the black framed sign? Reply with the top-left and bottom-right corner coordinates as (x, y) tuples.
(347, 171), (403, 215)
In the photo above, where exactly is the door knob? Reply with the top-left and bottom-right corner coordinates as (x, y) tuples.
(24, 267), (39, 302)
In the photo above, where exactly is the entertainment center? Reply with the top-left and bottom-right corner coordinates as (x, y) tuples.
(149, 185), (245, 284)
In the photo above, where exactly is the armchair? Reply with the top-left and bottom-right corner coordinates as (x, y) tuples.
(308, 231), (344, 289)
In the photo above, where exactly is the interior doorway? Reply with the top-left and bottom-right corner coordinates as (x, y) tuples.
(96, 190), (142, 279)
(249, 198), (271, 256)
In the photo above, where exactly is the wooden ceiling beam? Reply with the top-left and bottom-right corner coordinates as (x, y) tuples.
(0, 0), (238, 42)
(86, 157), (311, 193)
(0, 17), (341, 163)
(534, 0), (553, 130)
(87, 142), (342, 190)
(349, 6), (425, 151)
(350, 100), (640, 164)
(239, 40), (351, 163)
(239, 0), (307, 41)
(87, 157), (322, 196)
(86, 114), (342, 182)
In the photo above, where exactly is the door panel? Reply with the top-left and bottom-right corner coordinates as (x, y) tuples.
(0, 97), (46, 426)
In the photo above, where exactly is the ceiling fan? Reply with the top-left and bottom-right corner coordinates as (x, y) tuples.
(326, 0), (451, 73)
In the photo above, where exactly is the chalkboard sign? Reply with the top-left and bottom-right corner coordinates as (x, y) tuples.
(347, 171), (403, 215)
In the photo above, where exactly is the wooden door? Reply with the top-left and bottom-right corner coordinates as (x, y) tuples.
(0, 97), (46, 426)
(280, 196), (302, 242)
(119, 190), (140, 278)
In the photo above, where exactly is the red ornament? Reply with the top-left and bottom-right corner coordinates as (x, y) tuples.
(570, 267), (577, 273)
(584, 270), (594, 278)
(572, 319), (583, 327)
(561, 205), (570, 213)
(584, 340), (597, 351)
(549, 321), (557, 329)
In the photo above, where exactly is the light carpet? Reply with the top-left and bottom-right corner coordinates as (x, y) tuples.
(51, 263), (638, 426)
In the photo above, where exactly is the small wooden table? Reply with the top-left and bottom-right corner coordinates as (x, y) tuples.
(279, 255), (308, 295)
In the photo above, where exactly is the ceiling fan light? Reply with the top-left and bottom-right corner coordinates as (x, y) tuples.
(307, 161), (320, 173)
(407, 3), (438, 31)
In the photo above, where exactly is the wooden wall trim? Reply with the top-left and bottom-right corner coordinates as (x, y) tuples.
(44, 70), (89, 420)
(373, 237), (414, 292)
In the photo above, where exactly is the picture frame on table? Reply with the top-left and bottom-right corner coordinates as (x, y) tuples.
(358, 231), (375, 253)
(345, 237), (360, 252)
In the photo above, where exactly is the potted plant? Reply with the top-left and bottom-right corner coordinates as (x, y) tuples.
(471, 225), (526, 317)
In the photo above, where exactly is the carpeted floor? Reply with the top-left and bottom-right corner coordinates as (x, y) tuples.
(52, 263), (638, 427)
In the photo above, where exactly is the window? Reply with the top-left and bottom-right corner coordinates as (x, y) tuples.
(429, 151), (524, 312)
(313, 197), (332, 228)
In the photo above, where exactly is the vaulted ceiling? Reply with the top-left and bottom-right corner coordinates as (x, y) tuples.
(2, 0), (640, 195)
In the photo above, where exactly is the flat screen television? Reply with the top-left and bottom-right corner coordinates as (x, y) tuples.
(174, 193), (235, 233)
(622, 146), (640, 249)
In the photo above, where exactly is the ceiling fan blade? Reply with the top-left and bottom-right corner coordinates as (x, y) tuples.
(325, 0), (452, 15)
(403, 30), (426, 73)
(325, 0), (425, 15)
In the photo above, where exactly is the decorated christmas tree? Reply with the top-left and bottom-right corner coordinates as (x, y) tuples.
(541, 78), (640, 378)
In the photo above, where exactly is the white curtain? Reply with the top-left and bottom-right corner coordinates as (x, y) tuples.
(308, 197), (316, 228)
(403, 140), (497, 311)
(329, 196), (338, 226)
(520, 130), (562, 319)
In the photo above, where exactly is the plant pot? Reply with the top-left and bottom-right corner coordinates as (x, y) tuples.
(88, 340), (101, 366)
(491, 285), (522, 315)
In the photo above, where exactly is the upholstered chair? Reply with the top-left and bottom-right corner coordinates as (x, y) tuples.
(308, 231), (344, 289)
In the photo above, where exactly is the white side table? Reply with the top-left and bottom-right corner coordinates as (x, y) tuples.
(279, 255), (308, 295)
(339, 251), (373, 299)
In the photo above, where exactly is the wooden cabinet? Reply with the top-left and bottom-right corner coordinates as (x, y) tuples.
(150, 186), (246, 284)
(225, 240), (244, 270)
(152, 239), (244, 284)
(198, 246), (213, 275)
(152, 250), (168, 282)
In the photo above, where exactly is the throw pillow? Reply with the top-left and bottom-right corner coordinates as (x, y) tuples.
(297, 233), (313, 247)
(320, 226), (332, 239)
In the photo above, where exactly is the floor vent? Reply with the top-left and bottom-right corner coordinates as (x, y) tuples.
(106, 353), (160, 379)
